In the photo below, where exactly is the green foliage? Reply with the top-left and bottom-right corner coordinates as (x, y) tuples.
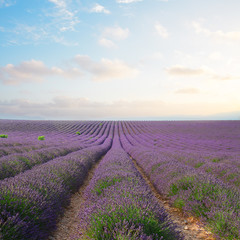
(76, 131), (81, 135)
(18, 156), (31, 167)
(0, 134), (8, 138)
(212, 158), (221, 163)
(205, 167), (213, 173)
(0, 191), (43, 238)
(169, 175), (240, 239)
(94, 177), (122, 195)
(194, 162), (204, 168)
(226, 173), (237, 181)
(86, 205), (175, 240)
(169, 184), (179, 196)
(219, 170), (227, 177)
(209, 212), (239, 240)
(38, 136), (45, 141)
(151, 163), (162, 172)
(169, 175), (196, 197)
(173, 198), (185, 210)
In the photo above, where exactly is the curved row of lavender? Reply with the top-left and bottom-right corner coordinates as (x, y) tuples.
(0, 142), (111, 239)
(0, 121), (113, 239)
(0, 120), (106, 156)
(75, 125), (182, 240)
(0, 121), (109, 180)
(120, 121), (240, 240)
(1, 120), (240, 239)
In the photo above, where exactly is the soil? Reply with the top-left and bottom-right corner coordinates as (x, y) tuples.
(131, 157), (216, 240)
(47, 159), (102, 240)
(48, 155), (216, 240)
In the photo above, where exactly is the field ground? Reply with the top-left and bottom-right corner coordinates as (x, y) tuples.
(0, 120), (240, 239)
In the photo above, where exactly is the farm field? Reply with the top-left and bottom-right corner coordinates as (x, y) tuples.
(0, 120), (240, 240)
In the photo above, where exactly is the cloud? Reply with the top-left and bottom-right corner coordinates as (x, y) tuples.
(1, 96), (238, 120)
(165, 64), (240, 81)
(90, 3), (110, 14)
(74, 55), (138, 81)
(165, 65), (205, 76)
(0, 97), (166, 120)
(155, 22), (169, 38)
(116, 0), (143, 3)
(210, 74), (240, 81)
(2, 0), (81, 46)
(139, 52), (163, 65)
(192, 21), (240, 42)
(98, 38), (116, 48)
(102, 26), (129, 41)
(0, 60), (83, 85)
(175, 88), (200, 94)
(208, 52), (223, 61)
(0, 0), (15, 7)
(47, 0), (80, 32)
(0, 55), (138, 85)
(98, 26), (130, 48)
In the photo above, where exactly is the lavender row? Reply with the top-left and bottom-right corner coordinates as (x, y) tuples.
(122, 122), (240, 189)
(0, 121), (104, 151)
(122, 121), (240, 153)
(0, 121), (108, 156)
(75, 131), (182, 240)
(120, 123), (240, 240)
(0, 122), (111, 180)
(0, 136), (112, 240)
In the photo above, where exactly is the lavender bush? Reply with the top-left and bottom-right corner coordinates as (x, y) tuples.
(0, 120), (240, 239)
(76, 129), (182, 240)
(120, 121), (240, 239)
(0, 138), (112, 239)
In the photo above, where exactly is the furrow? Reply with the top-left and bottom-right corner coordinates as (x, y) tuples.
(131, 156), (216, 240)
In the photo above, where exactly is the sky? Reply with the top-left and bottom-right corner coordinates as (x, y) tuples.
(0, 0), (240, 120)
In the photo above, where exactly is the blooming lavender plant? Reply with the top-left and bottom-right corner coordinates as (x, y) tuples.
(120, 121), (240, 239)
(0, 124), (113, 239)
(76, 128), (182, 240)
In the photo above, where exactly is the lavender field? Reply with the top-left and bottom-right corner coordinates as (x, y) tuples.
(0, 120), (240, 240)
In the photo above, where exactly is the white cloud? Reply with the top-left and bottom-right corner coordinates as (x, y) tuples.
(47, 0), (80, 32)
(48, 0), (66, 8)
(98, 26), (130, 48)
(140, 52), (163, 64)
(0, 60), (83, 85)
(208, 52), (223, 61)
(3, 0), (81, 45)
(165, 64), (240, 81)
(116, 0), (143, 3)
(0, 0), (15, 7)
(1, 96), (238, 120)
(175, 88), (200, 94)
(102, 26), (129, 40)
(211, 74), (240, 81)
(98, 38), (116, 48)
(192, 21), (240, 42)
(0, 55), (138, 85)
(0, 97), (165, 120)
(165, 65), (205, 76)
(74, 55), (138, 81)
(90, 3), (110, 14)
(155, 22), (169, 38)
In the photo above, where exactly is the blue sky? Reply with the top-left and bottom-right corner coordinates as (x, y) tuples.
(0, 0), (240, 120)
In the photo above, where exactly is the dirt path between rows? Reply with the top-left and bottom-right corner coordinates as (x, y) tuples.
(131, 157), (216, 240)
(48, 153), (216, 240)
(48, 158), (102, 240)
